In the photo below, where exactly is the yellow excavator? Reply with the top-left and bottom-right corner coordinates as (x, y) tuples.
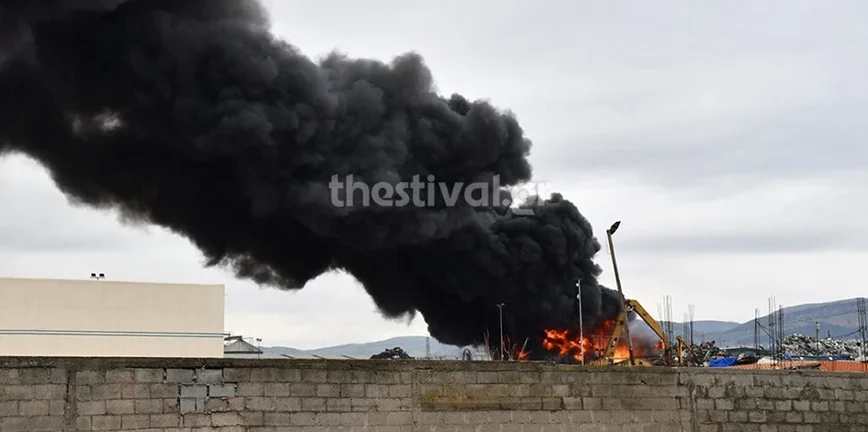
(590, 299), (670, 366)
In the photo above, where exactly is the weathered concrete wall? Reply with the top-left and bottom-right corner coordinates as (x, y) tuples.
(0, 357), (866, 432)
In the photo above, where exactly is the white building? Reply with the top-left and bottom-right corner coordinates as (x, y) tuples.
(0, 277), (225, 358)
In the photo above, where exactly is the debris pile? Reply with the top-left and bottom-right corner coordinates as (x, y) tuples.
(781, 334), (863, 357)
(370, 347), (414, 360)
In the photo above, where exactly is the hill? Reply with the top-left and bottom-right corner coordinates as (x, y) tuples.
(262, 336), (473, 359)
(658, 320), (740, 338)
(689, 298), (864, 347)
(258, 298), (865, 357)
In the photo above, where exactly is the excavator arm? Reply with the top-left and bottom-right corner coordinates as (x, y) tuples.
(628, 299), (670, 349)
(599, 299), (670, 365)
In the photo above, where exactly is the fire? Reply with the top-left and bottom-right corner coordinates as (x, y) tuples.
(542, 319), (664, 363)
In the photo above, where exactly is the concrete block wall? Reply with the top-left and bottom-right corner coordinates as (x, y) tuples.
(0, 357), (866, 431)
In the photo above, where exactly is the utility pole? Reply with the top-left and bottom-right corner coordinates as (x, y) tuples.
(606, 221), (634, 366)
(816, 321), (821, 355)
(496, 303), (505, 361)
(577, 279), (584, 365)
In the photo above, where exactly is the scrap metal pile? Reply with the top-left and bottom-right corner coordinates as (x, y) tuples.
(676, 340), (728, 366)
(781, 334), (863, 357)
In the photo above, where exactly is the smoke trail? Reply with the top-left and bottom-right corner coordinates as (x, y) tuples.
(0, 0), (623, 355)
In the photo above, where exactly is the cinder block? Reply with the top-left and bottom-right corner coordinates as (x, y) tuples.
(134, 368), (165, 383)
(290, 412), (316, 426)
(10, 384), (67, 400)
(77, 370), (105, 385)
(350, 398), (377, 412)
(301, 397), (327, 411)
(275, 369), (303, 382)
(166, 369), (195, 383)
(48, 400), (64, 416)
(264, 412), (292, 426)
(222, 368), (249, 383)
(339, 384), (366, 398)
(120, 384), (150, 399)
(263, 383), (291, 397)
(290, 383), (317, 397)
(0, 402), (17, 416)
(364, 384), (390, 398)
(77, 401), (106, 416)
(314, 412), (342, 427)
(316, 384), (341, 398)
(179, 397), (206, 414)
(249, 368), (278, 382)
(180, 385), (208, 399)
(196, 369), (223, 384)
(105, 369), (135, 384)
(182, 413), (211, 427)
(150, 383), (179, 398)
(0, 369), (20, 385)
(211, 412), (242, 427)
(239, 411), (264, 427)
(274, 397), (302, 412)
(48, 368), (67, 385)
(18, 369), (51, 385)
(326, 397), (352, 412)
(89, 384), (122, 400)
(18, 400), (49, 416)
(561, 397), (581, 410)
(106, 399), (134, 415)
(134, 399), (163, 414)
(302, 369), (329, 383)
(475, 372), (500, 383)
(235, 383), (263, 397)
(90, 414), (122, 431)
(209, 384), (237, 398)
(244, 397), (276, 411)
(162, 397), (179, 413)
(149, 413), (181, 428)
(120, 414), (149, 430)
(582, 397), (602, 410)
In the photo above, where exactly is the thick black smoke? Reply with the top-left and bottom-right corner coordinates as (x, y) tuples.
(0, 0), (623, 357)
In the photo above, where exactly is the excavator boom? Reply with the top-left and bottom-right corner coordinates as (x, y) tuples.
(597, 298), (670, 365)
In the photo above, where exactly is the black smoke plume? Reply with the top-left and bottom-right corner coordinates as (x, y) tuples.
(0, 0), (623, 357)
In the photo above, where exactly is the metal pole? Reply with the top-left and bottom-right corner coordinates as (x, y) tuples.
(577, 279), (584, 365)
(497, 304), (505, 361)
(816, 321), (820, 354)
(606, 223), (634, 366)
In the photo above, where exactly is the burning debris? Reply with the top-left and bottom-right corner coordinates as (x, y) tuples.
(370, 347), (414, 360)
(541, 322), (667, 364)
(0, 0), (625, 359)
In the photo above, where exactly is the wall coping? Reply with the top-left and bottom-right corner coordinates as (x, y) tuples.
(0, 357), (865, 378)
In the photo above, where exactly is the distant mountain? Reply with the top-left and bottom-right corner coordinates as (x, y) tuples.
(693, 298), (864, 347)
(262, 336), (475, 360)
(659, 320), (740, 337)
(258, 298), (866, 357)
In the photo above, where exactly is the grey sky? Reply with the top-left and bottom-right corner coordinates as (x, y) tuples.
(1, 0), (867, 349)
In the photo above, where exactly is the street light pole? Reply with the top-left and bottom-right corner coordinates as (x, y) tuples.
(606, 221), (635, 366)
(577, 279), (584, 365)
(497, 303), (505, 361)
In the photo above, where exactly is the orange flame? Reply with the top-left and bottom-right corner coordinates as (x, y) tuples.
(542, 319), (663, 363)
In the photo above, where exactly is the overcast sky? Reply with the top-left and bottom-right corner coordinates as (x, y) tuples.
(1, 0), (867, 349)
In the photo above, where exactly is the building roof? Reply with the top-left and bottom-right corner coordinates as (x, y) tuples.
(727, 360), (868, 373)
(224, 339), (262, 354)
